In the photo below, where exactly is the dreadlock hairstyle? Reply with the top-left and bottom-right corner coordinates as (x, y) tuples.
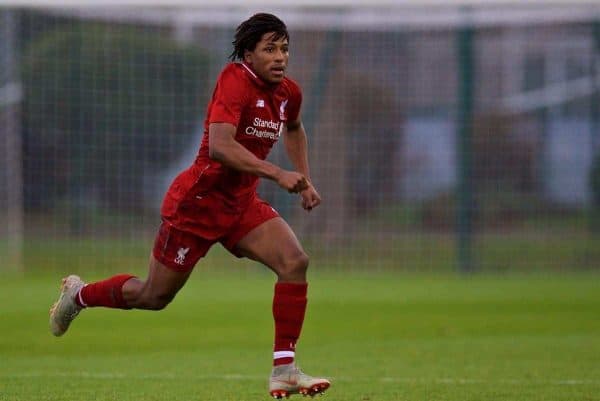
(229, 13), (289, 61)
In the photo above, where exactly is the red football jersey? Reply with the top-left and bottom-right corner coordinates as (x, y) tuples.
(198, 62), (301, 201)
(160, 62), (302, 238)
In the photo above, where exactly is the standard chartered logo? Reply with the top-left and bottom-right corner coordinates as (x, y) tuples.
(245, 117), (282, 140)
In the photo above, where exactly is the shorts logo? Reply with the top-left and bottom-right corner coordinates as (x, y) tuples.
(175, 247), (190, 265)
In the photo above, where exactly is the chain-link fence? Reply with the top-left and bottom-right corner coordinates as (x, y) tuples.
(2, 5), (599, 273)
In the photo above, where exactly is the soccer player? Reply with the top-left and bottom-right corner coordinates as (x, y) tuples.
(49, 13), (330, 399)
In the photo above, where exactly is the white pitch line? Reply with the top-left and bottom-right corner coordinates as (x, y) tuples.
(2, 372), (264, 381)
(380, 377), (600, 386)
(3, 372), (599, 386)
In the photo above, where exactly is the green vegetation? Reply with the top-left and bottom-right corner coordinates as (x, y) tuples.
(20, 23), (209, 211)
(590, 152), (600, 233)
(1, 225), (598, 275)
(1, 270), (599, 400)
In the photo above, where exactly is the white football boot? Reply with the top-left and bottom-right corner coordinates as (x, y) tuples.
(269, 363), (331, 399)
(49, 275), (85, 336)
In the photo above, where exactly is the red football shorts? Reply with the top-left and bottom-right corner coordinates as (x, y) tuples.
(152, 196), (279, 272)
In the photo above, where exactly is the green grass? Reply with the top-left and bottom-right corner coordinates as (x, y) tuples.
(1, 271), (599, 400)
(8, 227), (600, 275)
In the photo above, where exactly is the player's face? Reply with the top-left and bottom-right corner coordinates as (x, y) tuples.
(244, 32), (289, 84)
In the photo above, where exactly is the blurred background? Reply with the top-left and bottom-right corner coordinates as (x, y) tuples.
(1, 1), (599, 275)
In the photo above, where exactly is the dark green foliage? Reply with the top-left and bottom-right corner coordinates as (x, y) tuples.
(21, 23), (209, 211)
(590, 152), (600, 233)
(591, 152), (600, 208)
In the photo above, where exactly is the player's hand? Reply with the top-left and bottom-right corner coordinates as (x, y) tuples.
(300, 184), (321, 211)
(275, 170), (309, 193)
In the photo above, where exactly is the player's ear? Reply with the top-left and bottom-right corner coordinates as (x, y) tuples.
(243, 50), (253, 64)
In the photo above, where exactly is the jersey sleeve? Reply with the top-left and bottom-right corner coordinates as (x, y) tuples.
(208, 66), (248, 126)
(286, 80), (303, 123)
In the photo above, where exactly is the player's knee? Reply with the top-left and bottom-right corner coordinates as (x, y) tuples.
(280, 251), (309, 278)
(139, 291), (175, 310)
(295, 252), (310, 273)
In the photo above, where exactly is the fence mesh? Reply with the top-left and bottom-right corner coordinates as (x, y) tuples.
(1, 7), (599, 273)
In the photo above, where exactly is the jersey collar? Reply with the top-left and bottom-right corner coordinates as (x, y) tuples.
(239, 62), (279, 90)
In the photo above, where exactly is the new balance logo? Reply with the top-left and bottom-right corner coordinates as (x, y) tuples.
(256, 99), (265, 108)
(174, 247), (190, 265)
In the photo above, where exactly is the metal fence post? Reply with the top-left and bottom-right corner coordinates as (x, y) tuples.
(456, 12), (475, 273)
(0, 9), (24, 273)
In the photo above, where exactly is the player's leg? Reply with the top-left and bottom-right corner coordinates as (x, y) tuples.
(233, 217), (310, 366)
(50, 222), (209, 336)
(234, 216), (309, 282)
(49, 256), (192, 336)
(231, 216), (330, 398)
(112, 255), (193, 310)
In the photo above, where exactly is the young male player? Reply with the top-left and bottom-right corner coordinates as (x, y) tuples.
(49, 13), (330, 399)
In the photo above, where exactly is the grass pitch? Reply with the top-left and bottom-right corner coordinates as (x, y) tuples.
(1, 270), (599, 401)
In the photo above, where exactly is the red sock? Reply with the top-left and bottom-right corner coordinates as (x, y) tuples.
(272, 282), (308, 366)
(76, 274), (136, 309)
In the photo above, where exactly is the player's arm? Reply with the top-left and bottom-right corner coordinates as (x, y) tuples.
(284, 119), (321, 210)
(284, 119), (310, 180)
(209, 122), (308, 193)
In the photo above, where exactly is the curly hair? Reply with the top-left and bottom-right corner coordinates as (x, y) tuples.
(229, 13), (289, 61)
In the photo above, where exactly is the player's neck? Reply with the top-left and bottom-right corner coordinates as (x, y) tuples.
(239, 61), (281, 89)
